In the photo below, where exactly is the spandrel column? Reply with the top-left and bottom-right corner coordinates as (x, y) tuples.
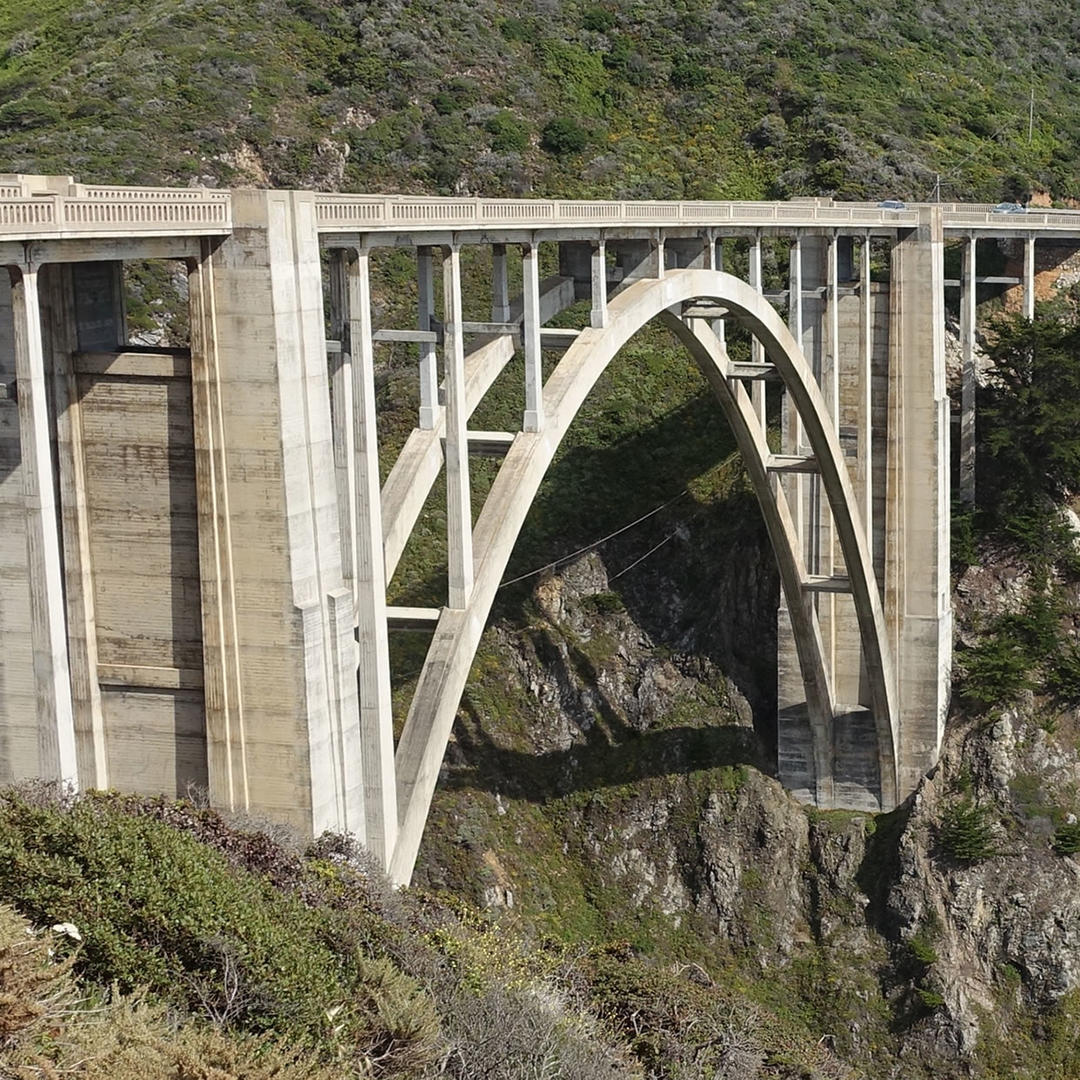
(443, 244), (473, 609)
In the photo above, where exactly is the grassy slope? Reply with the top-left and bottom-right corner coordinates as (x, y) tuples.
(2, 0), (1080, 200)
(0, 787), (859, 1079)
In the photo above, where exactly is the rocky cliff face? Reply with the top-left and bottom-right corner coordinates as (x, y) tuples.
(416, 526), (1080, 1078)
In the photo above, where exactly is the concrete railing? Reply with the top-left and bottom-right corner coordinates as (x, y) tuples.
(313, 194), (924, 230)
(76, 185), (230, 202)
(943, 209), (1080, 229)
(312, 195), (1080, 235)
(2, 180), (1080, 242)
(0, 193), (232, 237)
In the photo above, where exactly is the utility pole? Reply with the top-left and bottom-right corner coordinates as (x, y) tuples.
(1029, 85), (1035, 143)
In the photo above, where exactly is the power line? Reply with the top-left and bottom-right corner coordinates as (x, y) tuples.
(496, 488), (689, 590)
(610, 528), (682, 581)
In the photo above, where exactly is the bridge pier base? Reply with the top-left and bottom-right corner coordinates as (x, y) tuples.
(778, 210), (948, 811)
(887, 209), (951, 800)
(194, 189), (365, 838)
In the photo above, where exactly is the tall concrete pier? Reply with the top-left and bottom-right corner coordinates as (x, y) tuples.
(2, 177), (1077, 884)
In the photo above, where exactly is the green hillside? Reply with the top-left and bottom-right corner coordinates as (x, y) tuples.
(7, 5), (1080, 1079)
(2, 0), (1078, 201)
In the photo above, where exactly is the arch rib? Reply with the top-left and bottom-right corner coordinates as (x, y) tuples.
(660, 311), (835, 808)
(388, 269), (898, 886)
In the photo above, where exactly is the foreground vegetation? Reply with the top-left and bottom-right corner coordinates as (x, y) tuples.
(0, 785), (859, 1079)
(2, 0), (1079, 201)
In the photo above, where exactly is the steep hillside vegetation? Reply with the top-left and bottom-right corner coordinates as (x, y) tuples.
(6, 4), (1080, 1078)
(0, 786), (863, 1078)
(2, 0), (1079, 201)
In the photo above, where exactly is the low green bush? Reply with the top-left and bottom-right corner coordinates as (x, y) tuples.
(580, 6), (615, 33)
(1051, 823), (1080, 855)
(956, 633), (1032, 708)
(0, 789), (441, 1075)
(486, 109), (529, 153)
(909, 933), (939, 967)
(670, 59), (708, 90)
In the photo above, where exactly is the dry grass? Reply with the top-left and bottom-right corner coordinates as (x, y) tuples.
(0, 904), (335, 1080)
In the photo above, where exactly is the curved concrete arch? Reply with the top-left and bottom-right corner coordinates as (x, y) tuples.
(388, 268), (898, 885)
(659, 311), (835, 806)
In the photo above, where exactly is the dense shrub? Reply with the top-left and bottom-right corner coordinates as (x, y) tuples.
(956, 632), (1032, 708)
(485, 109), (529, 153)
(430, 78), (476, 116)
(1051, 823), (1080, 855)
(499, 17), (538, 44)
(540, 116), (587, 157)
(581, 6), (615, 33)
(976, 315), (1080, 539)
(0, 904), (335, 1079)
(670, 58), (708, 90)
(0, 789), (441, 1076)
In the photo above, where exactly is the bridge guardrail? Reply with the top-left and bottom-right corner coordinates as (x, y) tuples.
(312, 195), (925, 231)
(77, 185), (230, 202)
(4, 185), (1080, 243)
(945, 209), (1080, 229)
(0, 194), (232, 238)
(313, 195), (1080, 235)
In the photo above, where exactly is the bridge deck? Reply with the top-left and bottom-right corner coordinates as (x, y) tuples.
(3, 175), (1080, 243)
(312, 194), (1080, 239)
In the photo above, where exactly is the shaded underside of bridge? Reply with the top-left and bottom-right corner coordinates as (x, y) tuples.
(1, 175), (1076, 883)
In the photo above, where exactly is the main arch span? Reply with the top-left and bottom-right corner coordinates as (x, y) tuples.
(388, 268), (899, 884)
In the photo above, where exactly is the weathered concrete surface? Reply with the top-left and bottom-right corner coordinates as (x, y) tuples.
(887, 209), (951, 800)
(0, 272), (37, 784)
(199, 189), (363, 837)
(779, 238), (892, 811)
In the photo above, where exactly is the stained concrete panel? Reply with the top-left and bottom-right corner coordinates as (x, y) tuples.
(102, 688), (208, 795)
(75, 356), (207, 791)
(79, 374), (203, 674)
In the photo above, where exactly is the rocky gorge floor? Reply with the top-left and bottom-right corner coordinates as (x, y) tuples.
(413, 533), (1080, 1078)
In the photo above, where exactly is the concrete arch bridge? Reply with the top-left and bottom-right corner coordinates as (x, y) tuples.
(2, 177), (1077, 883)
